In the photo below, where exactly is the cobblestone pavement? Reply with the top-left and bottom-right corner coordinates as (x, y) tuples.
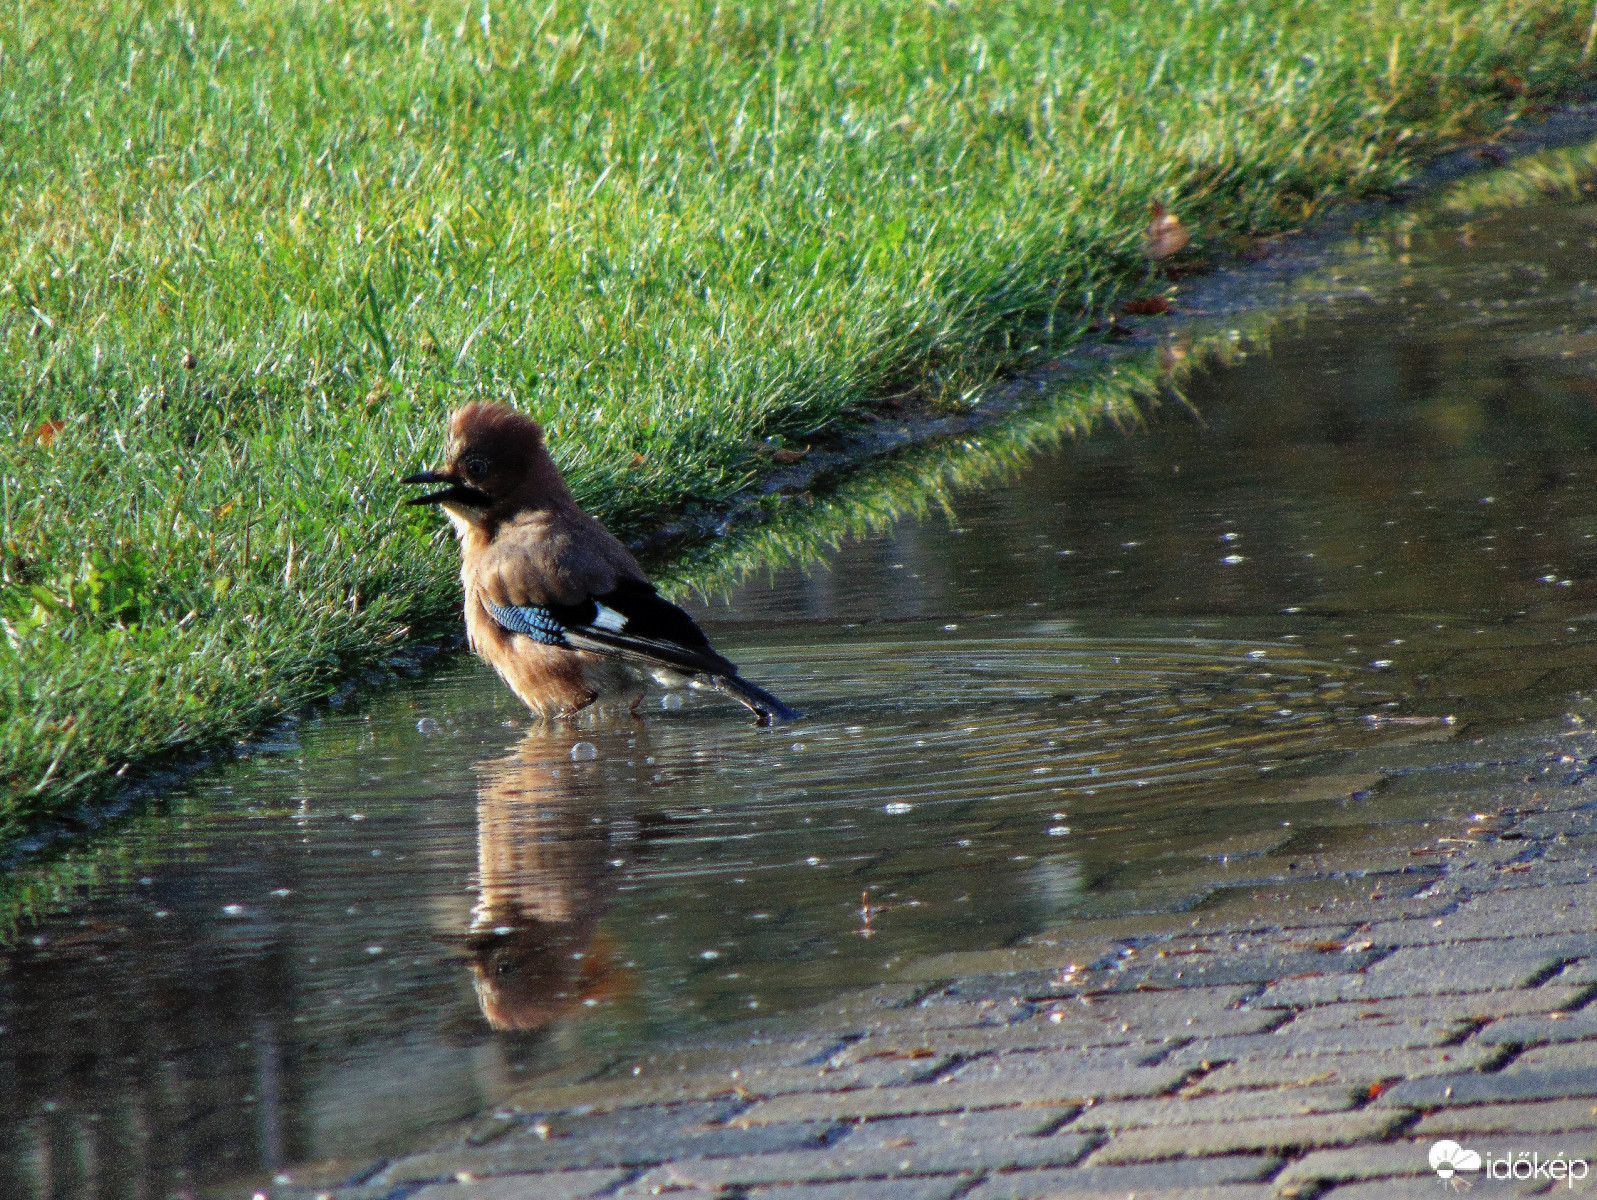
(258, 709), (1597, 1200)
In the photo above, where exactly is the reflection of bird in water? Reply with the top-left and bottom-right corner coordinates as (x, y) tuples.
(466, 730), (631, 1033)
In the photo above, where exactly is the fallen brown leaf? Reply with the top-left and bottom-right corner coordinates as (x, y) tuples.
(770, 447), (809, 465)
(30, 420), (66, 448)
(1121, 295), (1171, 316)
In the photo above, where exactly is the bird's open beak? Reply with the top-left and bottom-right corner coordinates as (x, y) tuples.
(401, 470), (491, 508)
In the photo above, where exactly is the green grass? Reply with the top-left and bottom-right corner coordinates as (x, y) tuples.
(1, 0), (1593, 836)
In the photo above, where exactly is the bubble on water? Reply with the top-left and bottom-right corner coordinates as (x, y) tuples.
(416, 718), (441, 736)
(222, 904), (245, 917)
(1282, 606), (1302, 613)
(1541, 574), (1559, 583)
(1247, 650), (1267, 660)
(1221, 532), (1240, 542)
(1371, 659), (1394, 668)
(884, 802), (913, 815)
(806, 856), (822, 866)
(791, 742), (806, 751)
(270, 889), (292, 898)
(1482, 496), (1495, 504)
(700, 949), (720, 959)
(365, 945), (383, 956)
(570, 742), (598, 762)
(660, 694), (683, 710)
(943, 624), (959, 631)
(1223, 554), (1246, 565)
(1047, 825), (1071, 836)
(348, 813), (365, 821)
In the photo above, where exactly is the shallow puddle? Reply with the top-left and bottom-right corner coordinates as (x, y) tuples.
(6, 202), (1597, 1196)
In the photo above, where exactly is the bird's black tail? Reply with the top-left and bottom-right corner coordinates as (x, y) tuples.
(715, 674), (798, 726)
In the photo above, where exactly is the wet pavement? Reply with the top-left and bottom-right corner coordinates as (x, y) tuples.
(289, 706), (1597, 1199)
(7, 198), (1597, 1198)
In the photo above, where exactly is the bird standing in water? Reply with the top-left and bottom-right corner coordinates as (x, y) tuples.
(403, 402), (795, 724)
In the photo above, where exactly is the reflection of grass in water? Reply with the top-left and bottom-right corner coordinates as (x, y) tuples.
(661, 315), (1261, 599)
(1436, 134), (1597, 215)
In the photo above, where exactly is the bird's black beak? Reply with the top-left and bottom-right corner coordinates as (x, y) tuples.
(401, 469), (491, 508)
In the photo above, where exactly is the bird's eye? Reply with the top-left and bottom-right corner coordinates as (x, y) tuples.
(464, 458), (488, 480)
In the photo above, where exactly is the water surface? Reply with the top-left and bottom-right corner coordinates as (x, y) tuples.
(6, 202), (1597, 1198)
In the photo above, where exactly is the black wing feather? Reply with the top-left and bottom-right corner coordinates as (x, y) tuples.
(486, 578), (737, 678)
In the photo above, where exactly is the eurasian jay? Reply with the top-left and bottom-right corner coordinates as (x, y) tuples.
(402, 402), (796, 724)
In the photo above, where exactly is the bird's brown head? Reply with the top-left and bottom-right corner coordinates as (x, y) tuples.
(402, 402), (569, 523)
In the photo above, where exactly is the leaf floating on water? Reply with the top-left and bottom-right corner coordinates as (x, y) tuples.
(1144, 200), (1190, 261)
(1121, 295), (1172, 316)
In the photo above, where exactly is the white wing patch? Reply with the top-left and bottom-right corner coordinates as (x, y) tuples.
(591, 603), (629, 633)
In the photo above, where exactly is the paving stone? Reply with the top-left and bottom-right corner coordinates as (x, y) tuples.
(838, 990), (1277, 1064)
(1317, 1177), (1557, 1199)
(1081, 1109), (1404, 1165)
(1260, 934), (1597, 1004)
(1509, 1040), (1597, 1071)
(1070, 1084), (1357, 1130)
(1514, 809), (1597, 840)
(1553, 957), (1597, 984)
(946, 1048), (1189, 1089)
(1272, 1140), (1440, 1187)
(832, 1109), (1064, 1145)
(1279, 1135), (1597, 1191)
(1178, 878), (1455, 933)
(1363, 879), (1597, 945)
(958, 1154), (1280, 1199)
(734, 1062), (1192, 1125)
(743, 1180), (970, 1200)
(710, 1056), (957, 1096)
(897, 940), (1124, 983)
(1103, 943), (1385, 992)
(1189, 1044), (1498, 1092)
(1162, 1019), (1456, 1067)
(1379, 1067), (1597, 1107)
(973, 1190), (1282, 1200)
(1414, 1097), (1597, 1136)
(492, 1074), (745, 1115)
(843, 999), (1037, 1033)
(840, 1024), (1178, 1065)
(601, 1038), (835, 1079)
(407, 1170), (627, 1200)
(622, 1125), (1097, 1190)
(1283, 987), (1590, 1031)
(377, 1101), (825, 1182)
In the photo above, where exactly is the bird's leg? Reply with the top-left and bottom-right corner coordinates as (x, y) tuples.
(628, 692), (645, 719)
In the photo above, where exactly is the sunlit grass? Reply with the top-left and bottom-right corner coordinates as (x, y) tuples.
(1, 0), (1592, 833)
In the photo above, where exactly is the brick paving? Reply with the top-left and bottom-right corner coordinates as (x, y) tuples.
(258, 714), (1597, 1199)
